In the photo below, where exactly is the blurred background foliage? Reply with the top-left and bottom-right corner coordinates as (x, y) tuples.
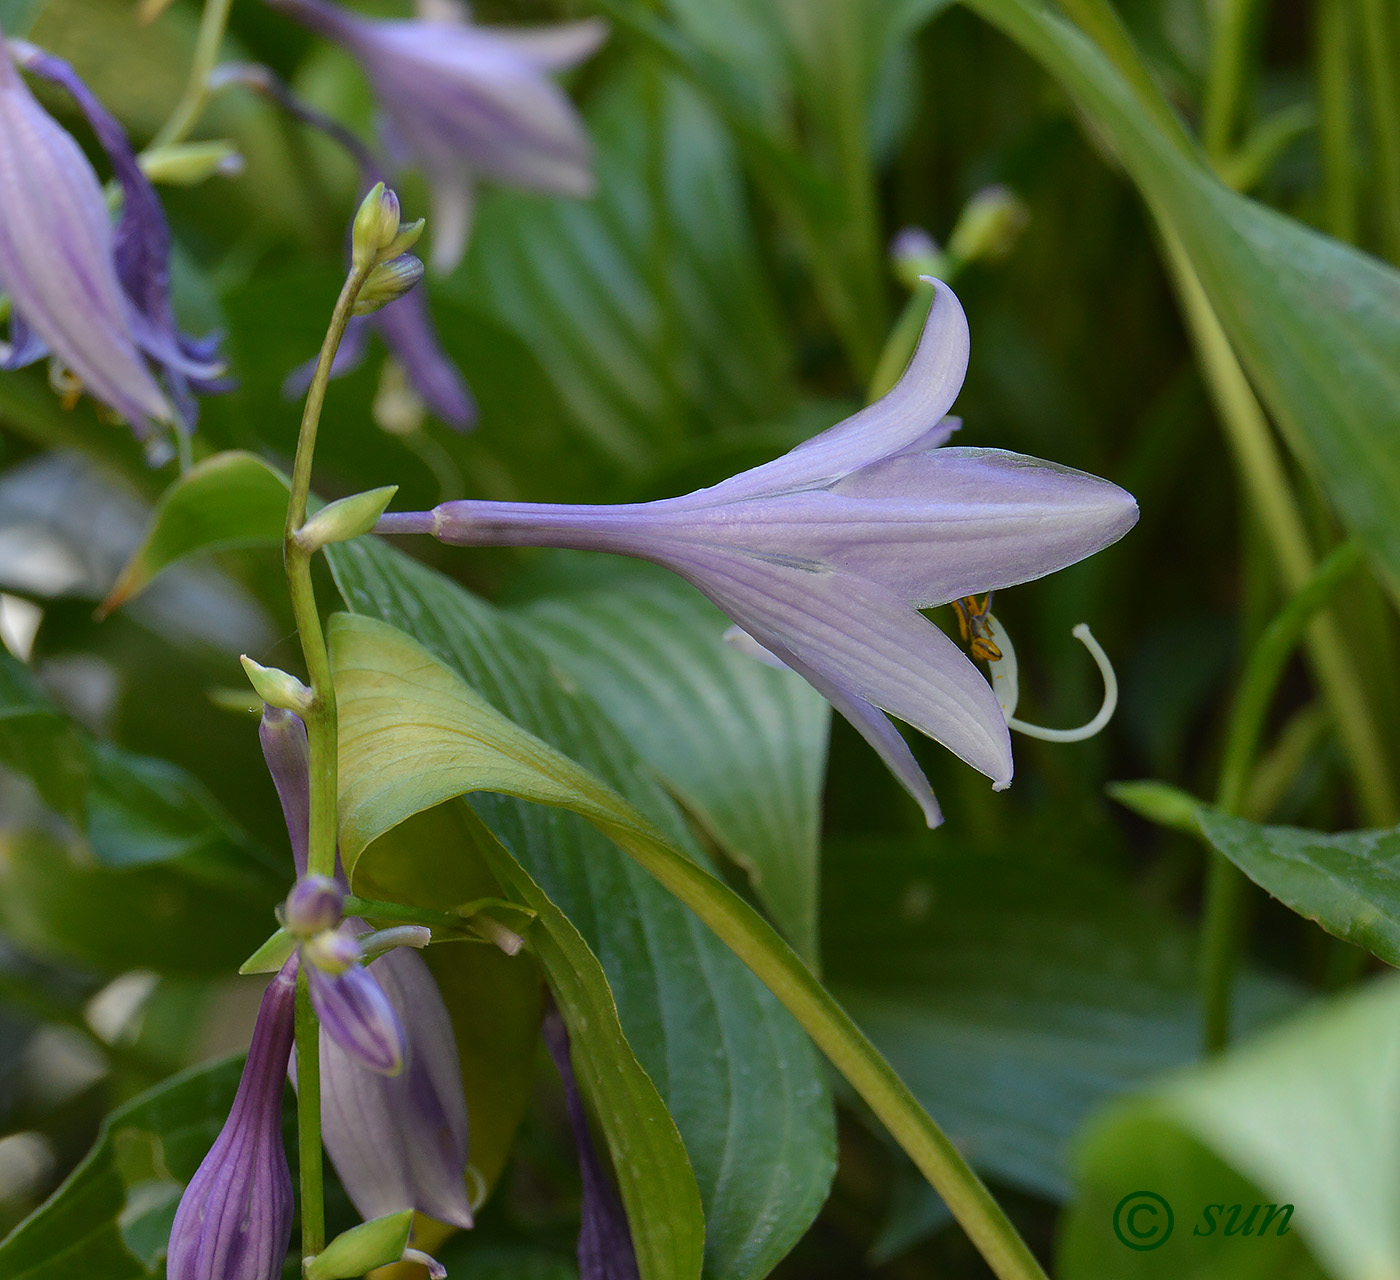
(1, 0), (1399, 1275)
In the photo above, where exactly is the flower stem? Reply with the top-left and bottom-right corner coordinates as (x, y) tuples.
(293, 966), (324, 1261)
(284, 263), (371, 1263)
(151, 0), (235, 149)
(1316, 0), (1360, 244)
(1355, 0), (1400, 263)
(1200, 0), (1261, 163)
(1200, 541), (1365, 1053)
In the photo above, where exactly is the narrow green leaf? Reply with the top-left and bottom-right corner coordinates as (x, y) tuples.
(240, 927), (296, 975)
(1107, 779), (1206, 835)
(101, 451), (289, 615)
(1062, 977), (1400, 1280)
(966, 0), (1400, 587)
(506, 555), (829, 959)
(329, 538), (835, 1280)
(0, 1056), (247, 1279)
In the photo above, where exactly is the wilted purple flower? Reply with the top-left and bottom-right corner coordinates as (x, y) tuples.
(168, 958), (295, 1280)
(260, 705), (473, 1226)
(376, 283), (1138, 823)
(265, 0), (605, 270)
(0, 32), (228, 441)
(543, 1008), (639, 1280)
(312, 945), (475, 1229)
(303, 925), (407, 1075)
(0, 25), (169, 432)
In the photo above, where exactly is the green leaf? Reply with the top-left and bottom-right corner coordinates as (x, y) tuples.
(0, 0), (46, 36)
(328, 538), (836, 1280)
(0, 1055), (246, 1279)
(505, 556), (829, 960)
(460, 69), (796, 469)
(468, 812), (705, 1280)
(0, 650), (86, 822)
(1061, 977), (1400, 1280)
(307, 1210), (414, 1280)
(101, 451), (289, 615)
(1195, 809), (1400, 967)
(965, 0), (1400, 587)
(823, 837), (1299, 1200)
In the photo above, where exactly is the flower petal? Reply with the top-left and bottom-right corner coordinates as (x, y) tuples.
(168, 959), (295, 1280)
(259, 706), (311, 876)
(373, 289), (476, 427)
(700, 282), (969, 502)
(668, 549), (1013, 788)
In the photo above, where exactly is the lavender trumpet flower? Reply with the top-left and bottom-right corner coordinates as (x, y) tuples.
(376, 283), (1139, 824)
(0, 31), (227, 443)
(265, 0), (605, 270)
(259, 706), (474, 1229)
(168, 958), (296, 1280)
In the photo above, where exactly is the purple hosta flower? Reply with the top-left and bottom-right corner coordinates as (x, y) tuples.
(168, 958), (296, 1280)
(266, 0), (605, 270)
(543, 1008), (640, 1280)
(0, 32), (227, 444)
(376, 283), (1139, 823)
(260, 706), (474, 1227)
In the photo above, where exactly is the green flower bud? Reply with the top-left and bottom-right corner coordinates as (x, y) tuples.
(137, 140), (244, 186)
(946, 185), (1030, 268)
(239, 657), (313, 713)
(294, 485), (399, 551)
(351, 181), (402, 270)
(305, 1210), (416, 1280)
(352, 254), (425, 315)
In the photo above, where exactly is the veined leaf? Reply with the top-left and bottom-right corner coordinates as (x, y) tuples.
(328, 539), (835, 1280)
(505, 555), (829, 959)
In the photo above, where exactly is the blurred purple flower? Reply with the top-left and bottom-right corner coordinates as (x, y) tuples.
(168, 958), (295, 1280)
(0, 32), (228, 442)
(0, 25), (169, 433)
(265, 0), (605, 270)
(543, 1008), (639, 1280)
(259, 705), (473, 1227)
(215, 62), (475, 429)
(376, 283), (1139, 823)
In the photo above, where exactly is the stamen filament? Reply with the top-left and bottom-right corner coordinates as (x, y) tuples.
(983, 618), (1118, 742)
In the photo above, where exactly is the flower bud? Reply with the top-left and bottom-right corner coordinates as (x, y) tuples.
(351, 181), (401, 270)
(352, 255), (425, 315)
(168, 960), (296, 1280)
(305, 1210), (413, 1280)
(240, 657), (313, 713)
(284, 875), (345, 938)
(259, 706), (310, 876)
(138, 140), (244, 186)
(945, 185), (1030, 268)
(889, 226), (945, 290)
(307, 957), (407, 1076)
(294, 485), (399, 551)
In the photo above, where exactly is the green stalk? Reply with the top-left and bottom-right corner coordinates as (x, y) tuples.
(1199, 541), (1364, 1052)
(1316, 0), (1360, 243)
(151, 0), (235, 148)
(284, 262), (372, 1264)
(1355, 0), (1400, 263)
(1201, 0), (1262, 163)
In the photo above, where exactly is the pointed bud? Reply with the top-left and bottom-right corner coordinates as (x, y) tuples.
(258, 706), (310, 876)
(353, 255), (424, 315)
(138, 140), (244, 185)
(382, 217), (424, 260)
(307, 957), (407, 1076)
(167, 959), (296, 1280)
(945, 185), (1030, 267)
(294, 485), (399, 551)
(352, 181), (400, 270)
(305, 1210), (413, 1280)
(285, 875), (346, 938)
(240, 657), (313, 713)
